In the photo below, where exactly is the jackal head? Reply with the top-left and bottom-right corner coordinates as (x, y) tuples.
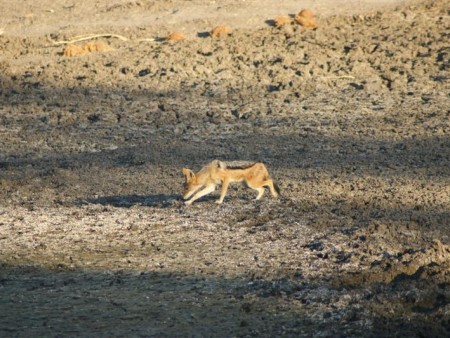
(182, 168), (202, 200)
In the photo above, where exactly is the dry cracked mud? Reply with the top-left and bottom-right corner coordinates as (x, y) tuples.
(0, 0), (449, 336)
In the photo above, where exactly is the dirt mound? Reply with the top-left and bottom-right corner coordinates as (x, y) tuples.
(210, 25), (232, 38)
(295, 9), (317, 29)
(336, 240), (450, 286)
(274, 15), (293, 27)
(167, 32), (185, 42)
(63, 40), (113, 57)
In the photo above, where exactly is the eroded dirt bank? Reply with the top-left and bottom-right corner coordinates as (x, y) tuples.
(0, 0), (449, 336)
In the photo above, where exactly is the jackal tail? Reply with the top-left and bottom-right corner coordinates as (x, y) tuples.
(273, 181), (281, 196)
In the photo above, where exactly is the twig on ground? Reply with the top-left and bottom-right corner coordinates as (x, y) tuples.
(320, 75), (356, 80)
(136, 38), (156, 42)
(50, 33), (129, 45)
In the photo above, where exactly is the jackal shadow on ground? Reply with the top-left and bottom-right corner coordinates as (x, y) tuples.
(79, 194), (181, 208)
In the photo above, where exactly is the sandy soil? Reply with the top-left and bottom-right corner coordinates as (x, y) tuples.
(0, 0), (449, 336)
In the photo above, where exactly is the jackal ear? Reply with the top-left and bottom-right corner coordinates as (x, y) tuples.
(182, 168), (195, 179)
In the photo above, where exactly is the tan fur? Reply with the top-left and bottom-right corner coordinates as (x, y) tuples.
(182, 160), (279, 205)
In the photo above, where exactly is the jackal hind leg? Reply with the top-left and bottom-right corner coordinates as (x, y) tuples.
(264, 179), (279, 198)
(246, 178), (265, 200)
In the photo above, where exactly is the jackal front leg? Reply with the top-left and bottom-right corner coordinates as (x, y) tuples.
(216, 178), (230, 204)
(185, 184), (216, 205)
(254, 187), (265, 200)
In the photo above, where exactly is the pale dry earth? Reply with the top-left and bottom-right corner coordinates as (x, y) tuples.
(0, 0), (449, 337)
(2, 0), (409, 37)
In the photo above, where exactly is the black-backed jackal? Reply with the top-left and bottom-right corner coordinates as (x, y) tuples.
(182, 160), (280, 205)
